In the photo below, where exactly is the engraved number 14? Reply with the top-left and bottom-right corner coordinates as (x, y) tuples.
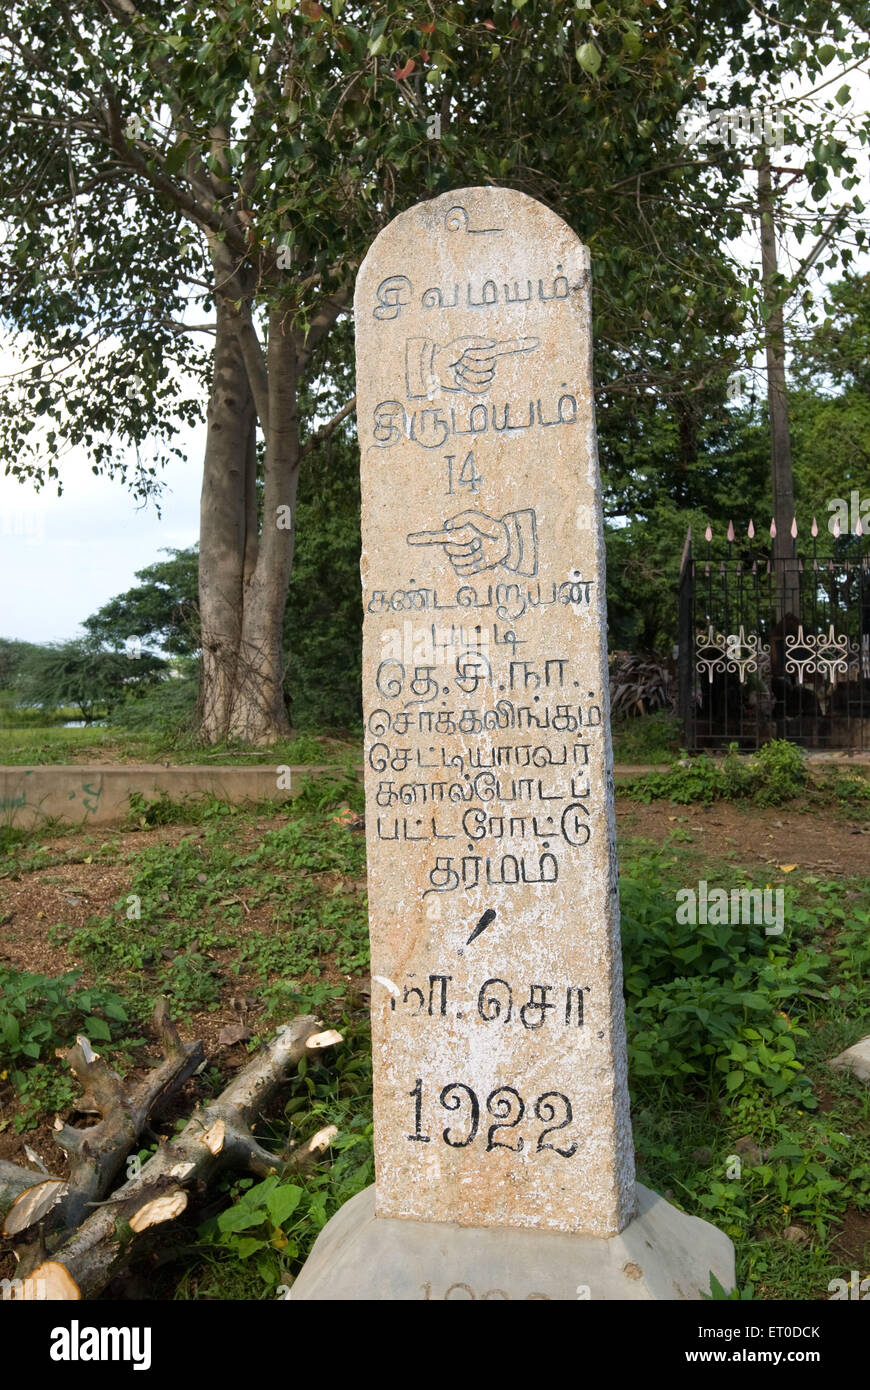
(445, 453), (483, 495)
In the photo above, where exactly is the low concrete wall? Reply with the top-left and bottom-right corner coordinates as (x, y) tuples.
(0, 764), (361, 829)
(2, 750), (865, 830)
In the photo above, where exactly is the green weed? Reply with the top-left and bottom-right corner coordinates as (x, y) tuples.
(623, 740), (808, 806)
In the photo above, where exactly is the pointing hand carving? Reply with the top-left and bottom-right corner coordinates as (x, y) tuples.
(406, 336), (541, 398)
(407, 507), (539, 578)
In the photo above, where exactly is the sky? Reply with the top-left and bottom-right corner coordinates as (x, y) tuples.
(0, 427), (203, 644)
(1, 39), (868, 648)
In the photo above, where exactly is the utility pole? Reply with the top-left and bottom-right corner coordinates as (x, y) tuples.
(757, 154), (798, 617)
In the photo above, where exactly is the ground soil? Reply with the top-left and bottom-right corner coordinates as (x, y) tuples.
(0, 814), (363, 1171)
(616, 797), (870, 876)
(1, 794), (867, 1293)
(2, 798), (866, 1053)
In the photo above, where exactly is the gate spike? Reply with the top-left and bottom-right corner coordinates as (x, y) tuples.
(747, 518), (755, 539)
(857, 515), (864, 537)
(705, 524), (712, 543)
(833, 517), (841, 538)
(811, 517), (818, 537)
(727, 520), (735, 543)
(790, 516), (798, 538)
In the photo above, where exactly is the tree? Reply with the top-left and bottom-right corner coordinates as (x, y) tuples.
(792, 272), (870, 394)
(0, 1), (752, 742)
(603, 392), (773, 650)
(16, 640), (165, 722)
(790, 272), (870, 533)
(82, 548), (200, 656)
(1, 2), (865, 739)
(672, 3), (868, 592)
(0, 638), (43, 692)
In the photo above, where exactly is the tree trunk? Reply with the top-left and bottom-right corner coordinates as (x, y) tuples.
(198, 295), (257, 741)
(226, 308), (300, 743)
(197, 257), (347, 745)
(758, 157), (799, 618)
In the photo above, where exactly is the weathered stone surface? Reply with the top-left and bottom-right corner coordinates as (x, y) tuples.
(356, 187), (633, 1235)
(289, 1183), (736, 1301)
(0, 764), (347, 827)
(828, 1036), (870, 1084)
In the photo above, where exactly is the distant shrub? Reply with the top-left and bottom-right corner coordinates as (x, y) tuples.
(609, 651), (676, 718)
(612, 709), (681, 763)
(109, 673), (198, 737)
(624, 739), (808, 806)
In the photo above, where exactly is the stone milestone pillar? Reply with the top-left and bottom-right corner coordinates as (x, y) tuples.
(291, 187), (735, 1300)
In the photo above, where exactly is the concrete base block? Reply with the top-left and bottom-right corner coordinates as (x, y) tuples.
(290, 1183), (735, 1301)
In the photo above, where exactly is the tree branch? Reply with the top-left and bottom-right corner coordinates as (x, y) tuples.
(295, 287), (352, 374)
(20, 1016), (342, 1299)
(229, 308), (271, 436)
(299, 397), (356, 460)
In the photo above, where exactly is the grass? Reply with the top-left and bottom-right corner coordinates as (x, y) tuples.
(612, 710), (682, 764)
(621, 740), (870, 819)
(0, 722), (361, 767)
(617, 846), (870, 1299)
(0, 692), (85, 728)
(1, 782), (868, 1301)
(3, 707), (680, 768)
(0, 687), (363, 764)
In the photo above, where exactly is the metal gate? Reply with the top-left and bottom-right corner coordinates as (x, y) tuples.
(678, 522), (870, 750)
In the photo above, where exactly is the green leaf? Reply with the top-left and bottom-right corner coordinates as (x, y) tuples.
(725, 1069), (744, 1091)
(165, 139), (192, 177)
(266, 1184), (303, 1227)
(232, 1236), (266, 1258)
(84, 1017), (111, 1041)
(816, 44), (837, 67)
(217, 1205), (268, 1234)
(575, 43), (601, 75)
(622, 25), (643, 60)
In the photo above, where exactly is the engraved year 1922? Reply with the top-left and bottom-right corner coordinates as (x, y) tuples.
(406, 1078), (578, 1156)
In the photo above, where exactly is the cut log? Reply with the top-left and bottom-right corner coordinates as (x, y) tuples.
(199, 1119), (226, 1155)
(52, 998), (205, 1230)
(306, 1029), (344, 1051)
(21, 1261), (81, 1301)
(0, 1161), (64, 1230)
(3, 1178), (69, 1237)
(22, 1014), (342, 1299)
(127, 1190), (188, 1232)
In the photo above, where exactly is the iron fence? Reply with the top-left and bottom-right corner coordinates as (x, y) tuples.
(678, 520), (870, 750)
